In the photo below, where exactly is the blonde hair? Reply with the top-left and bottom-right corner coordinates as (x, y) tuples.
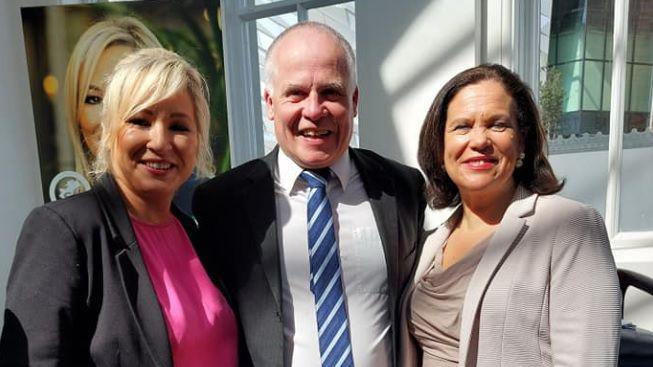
(92, 48), (214, 179)
(64, 17), (161, 177)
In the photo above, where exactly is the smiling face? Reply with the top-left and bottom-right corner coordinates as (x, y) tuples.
(264, 28), (358, 169)
(78, 44), (134, 156)
(111, 90), (198, 204)
(443, 80), (523, 199)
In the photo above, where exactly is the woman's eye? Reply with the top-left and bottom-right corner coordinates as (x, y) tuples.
(491, 122), (510, 131)
(127, 118), (149, 127)
(171, 123), (190, 132)
(84, 95), (102, 105)
(452, 124), (471, 132)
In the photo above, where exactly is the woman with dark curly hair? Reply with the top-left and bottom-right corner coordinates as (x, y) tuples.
(400, 64), (620, 367)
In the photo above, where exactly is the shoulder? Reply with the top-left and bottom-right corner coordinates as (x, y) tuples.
(16, 191), (103, 264)
(193, 158), (273, 216)
(29, 190), (103, 231)
(531, 194), (607, 247)
(352, 148), (424, 184)
(535, 194), (602, 222)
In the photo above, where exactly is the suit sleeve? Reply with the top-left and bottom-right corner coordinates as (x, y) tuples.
(0, 206), (87, 366)
(549, 206), (620, 367)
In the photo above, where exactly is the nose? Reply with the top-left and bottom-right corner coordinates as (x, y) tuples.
(468, 126), (491, 150)
(302, 91), (325, 122)
(147, 121), (171, 152)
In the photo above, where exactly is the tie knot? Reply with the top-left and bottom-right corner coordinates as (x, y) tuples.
(300, 169), (330, 188)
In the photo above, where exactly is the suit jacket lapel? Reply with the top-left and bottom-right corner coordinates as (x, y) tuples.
(458, 187), (537, 366)
(349, 149), (400, 308)
(94, 175), (172, 367)
(249, 150), (282, 311)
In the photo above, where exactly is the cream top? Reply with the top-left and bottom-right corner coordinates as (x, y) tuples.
(408, 235), (490, 367)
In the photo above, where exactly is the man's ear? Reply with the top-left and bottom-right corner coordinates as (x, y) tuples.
(352, 86), (359, 118)
(264, 88), (275, 121)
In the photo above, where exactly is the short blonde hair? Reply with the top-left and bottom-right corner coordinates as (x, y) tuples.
(64, 16), (161, 177)
(92, 48), (214, 179)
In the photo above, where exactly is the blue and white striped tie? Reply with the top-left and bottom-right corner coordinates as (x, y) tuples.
(301, 169), (355, 367)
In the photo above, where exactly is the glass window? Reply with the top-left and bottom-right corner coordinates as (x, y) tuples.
(543, 0), (614, 138)
(583, 60), (603, 111)
(619, 0), (653, 232)
(256, 14), (297, 154)
(559, 61), (582, 113)
(540, 0), (615, 216)
(630, 65), (653, 114)
(602, 61), (612, 111)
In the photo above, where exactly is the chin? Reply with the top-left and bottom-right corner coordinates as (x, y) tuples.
(295, 152), (336, 169)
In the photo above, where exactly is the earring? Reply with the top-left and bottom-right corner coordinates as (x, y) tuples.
(516, 152), (525, 168)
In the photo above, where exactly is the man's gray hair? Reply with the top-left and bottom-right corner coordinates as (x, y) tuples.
(263, 21), (357, 92)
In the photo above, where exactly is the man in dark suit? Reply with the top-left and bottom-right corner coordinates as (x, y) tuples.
(193, 21), (425, 367)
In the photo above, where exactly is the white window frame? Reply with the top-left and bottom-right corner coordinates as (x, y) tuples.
(514, 0), (652, 249)
(220, 0), (354, 167)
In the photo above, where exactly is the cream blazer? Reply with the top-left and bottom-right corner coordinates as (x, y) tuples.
(400, 187), (621, 367)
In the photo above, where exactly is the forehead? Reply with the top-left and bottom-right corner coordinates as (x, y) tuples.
(90, 44), (134, 86)
(271, 29), (350, 85)
(447, 80), (514, 116)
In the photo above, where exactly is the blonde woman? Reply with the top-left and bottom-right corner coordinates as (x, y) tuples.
(65, 16), (160, 177)
(0, 49), (239, 367)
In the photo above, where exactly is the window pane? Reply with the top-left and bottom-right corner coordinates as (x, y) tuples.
(549, 150), (608, 218)
(256, 13), (298, 154)
(602, 61), (612, 111)
(582, 60), (603, 111)
(540, 0), (612, 215)
(586, 10), (607, 60)
(559, 61), (582, 113)
(543, 0), (614, 139)
(630, 65), (653, 114)
(619, 0), (653, 232)
(585, 27), (606, 59)
(558, 29), (584, 62)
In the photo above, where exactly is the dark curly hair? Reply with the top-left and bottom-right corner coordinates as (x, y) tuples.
(417, 64), (563, 209)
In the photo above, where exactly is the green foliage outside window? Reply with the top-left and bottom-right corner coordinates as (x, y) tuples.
(540, 67), (564, 138)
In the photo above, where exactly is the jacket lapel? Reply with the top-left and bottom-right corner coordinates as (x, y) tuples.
(248, 150), (282, 311)
(458, 187), (537, 366)
(413, 217), (455, 284)
(93, 176), (172, 367)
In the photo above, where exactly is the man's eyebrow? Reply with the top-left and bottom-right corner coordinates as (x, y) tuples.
(319, 82), (346, 92)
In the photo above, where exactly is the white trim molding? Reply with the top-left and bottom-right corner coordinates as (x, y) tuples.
(605, 0), (629, 241)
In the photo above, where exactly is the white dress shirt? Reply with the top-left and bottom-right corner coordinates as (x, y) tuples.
(274, 149), (392, 367)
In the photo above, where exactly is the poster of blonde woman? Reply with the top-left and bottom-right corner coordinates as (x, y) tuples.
(20, 0), (228, 213)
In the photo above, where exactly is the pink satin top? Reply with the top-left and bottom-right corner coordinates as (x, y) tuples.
(132, 215), (237, 367)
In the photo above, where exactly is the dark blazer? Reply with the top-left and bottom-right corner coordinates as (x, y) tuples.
(0, 175), (231, 367)
(192, 147), (426, 367)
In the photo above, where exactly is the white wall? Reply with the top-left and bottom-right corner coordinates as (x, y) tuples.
(356, 0), (477, 168)
(0, 0), (46, 330)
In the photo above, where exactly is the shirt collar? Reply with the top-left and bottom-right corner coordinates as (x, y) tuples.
(276, 148), (352, 192)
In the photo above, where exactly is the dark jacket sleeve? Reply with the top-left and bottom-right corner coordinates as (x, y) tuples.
(0, 206), (89, 366)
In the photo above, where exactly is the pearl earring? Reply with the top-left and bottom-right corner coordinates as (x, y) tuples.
(516, 152), (525, 168)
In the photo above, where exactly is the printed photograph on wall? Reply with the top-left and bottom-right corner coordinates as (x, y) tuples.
(20, 0), (228, 213)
